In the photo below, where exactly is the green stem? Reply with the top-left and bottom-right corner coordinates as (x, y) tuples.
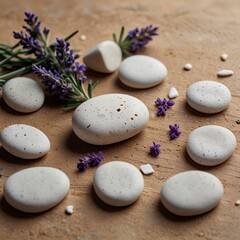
(64, 30), (79, 42)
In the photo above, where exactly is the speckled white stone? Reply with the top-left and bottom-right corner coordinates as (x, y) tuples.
(72, 94), (149, 145)
(0, 124), (50, 159)
(140, 164), (154, 175)
(4, 167), (70, 213)
(186, 125), (236, 166)
(83, 40), (122, 73)
(186, 80), (231, 113)
(93, 161), (144, 206)
(2, 77), (44, 113)
(168, 87), (179, 99)
(160, 170), (224, 216)
(119, 55), (167, 89)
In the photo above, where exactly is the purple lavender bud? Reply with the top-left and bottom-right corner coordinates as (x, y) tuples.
(157, 106), (166, 116)
(167, 100), (175, 107)
(155, 97), (175, 116)
(77, 158), (88, 172)
(87, 151), (104, 167)
(169, 124), (181, 140)
(150, 142), (161, 156)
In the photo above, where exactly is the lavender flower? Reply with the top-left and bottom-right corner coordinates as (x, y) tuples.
(156, 98), (174, 116)
(77, 151), (104, 172)
(155, 98), (175, 116)
(87, 151), (104, 167)
(113, 25), (159, 56)
(77, 158), (89, 172)
(169, 124), (181, 139)
(150, 142), (161, 156)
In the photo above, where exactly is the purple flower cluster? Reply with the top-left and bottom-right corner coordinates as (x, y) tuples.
(32, 64), (73, 102)
(13, 12), (49, 58)
(155, 98), (175, 116)
(126, 25), (159, 53)
(77, 151), (104, 172)
(150, 142), (161, 156)
(169, 124), (181, 140)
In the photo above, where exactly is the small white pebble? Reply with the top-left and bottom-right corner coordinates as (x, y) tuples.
(217, 70), (233, 77)
(184, 63), (192, 71)
(65, 205), (74, 215)
(220, 53), (228, 61)
(235, 199), (240, 206)
(168, 87), (179, 99)
(140, 164), (154, 175)
(80, 35), (87, 41)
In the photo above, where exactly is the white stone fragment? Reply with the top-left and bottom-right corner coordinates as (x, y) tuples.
(80, 35), (87, 41)
(186, 80), (231, 113)
(65, 205), (74, 214)
(186, 125), (236, 166)
(83, 40), (122, 73)
(160, 170), (224, 216)
(4, 167), (70, 213)
(118, 55), (167, 89)
(217, 70), (233, 77)
(184, 63), (192, 71)
(168, 87), (179, 99)
(93, 161), (144, 206)
(140, 164), (154, 175)
(2, 77), (44, 113)
(0, 124), (50, 159)
(235, 200), (240, 206)
(220, 53), (228, 61)
(72, 94), (149, 145)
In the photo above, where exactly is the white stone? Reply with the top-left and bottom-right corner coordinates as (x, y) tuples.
(65, 205), (74, 214)
(4, 167), (70, 213)
(118, 55), (167, 89)
(220, 53), (228, 61)
(2, 77), (44, 113)
(217, 70), (233, 77)
(0, 124), (50, 159)
(93, 161), (144, 206)
(184, 63), (192, 70)
(72, 94), (149, 145)
(186, 80), (231, 113)
(186, 125), (236, 166)
(168, 87), (179, 99)
(160, 170), (224, 216)
(80, 35), (87, 41)
(83, 40), (122, 73)
(235, 200), (240, 206)
(140, 164), (154, 175)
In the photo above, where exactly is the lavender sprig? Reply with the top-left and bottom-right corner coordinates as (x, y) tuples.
(0, 12), (97, 109)
(169, 124), (181, 139)
(77, 151), (104, 172)
(155, 98), (175, 116)
(113, 25), (159, 56)
(150, 142), (161, 157)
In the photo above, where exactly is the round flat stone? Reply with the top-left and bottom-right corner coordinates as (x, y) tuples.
(160, 170), (224, 216)
(4, 167), (70, 213)
(186, 80), (231, 113)
(119, 55), (167, 89)
(0, 124), (50, 159)
(72, 94), (149, 145)
(93, 161), (144, 206)
(186, 125), (236, 166)
(2, 77), (44, 113)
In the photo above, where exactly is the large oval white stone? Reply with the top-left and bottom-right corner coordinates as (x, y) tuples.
(186, 125), (236, 166)
(0, 124), (50, 159)
(4, 167), (70, 213)
(160, 170), (224, 216)
(72, 94), (149, 145)
(119, 55), (167, 89)
(83, 40), (122, 73)
(186, 80), (231, 113)
(2, 77), (44, 113)
(93, 161), (144, 206)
